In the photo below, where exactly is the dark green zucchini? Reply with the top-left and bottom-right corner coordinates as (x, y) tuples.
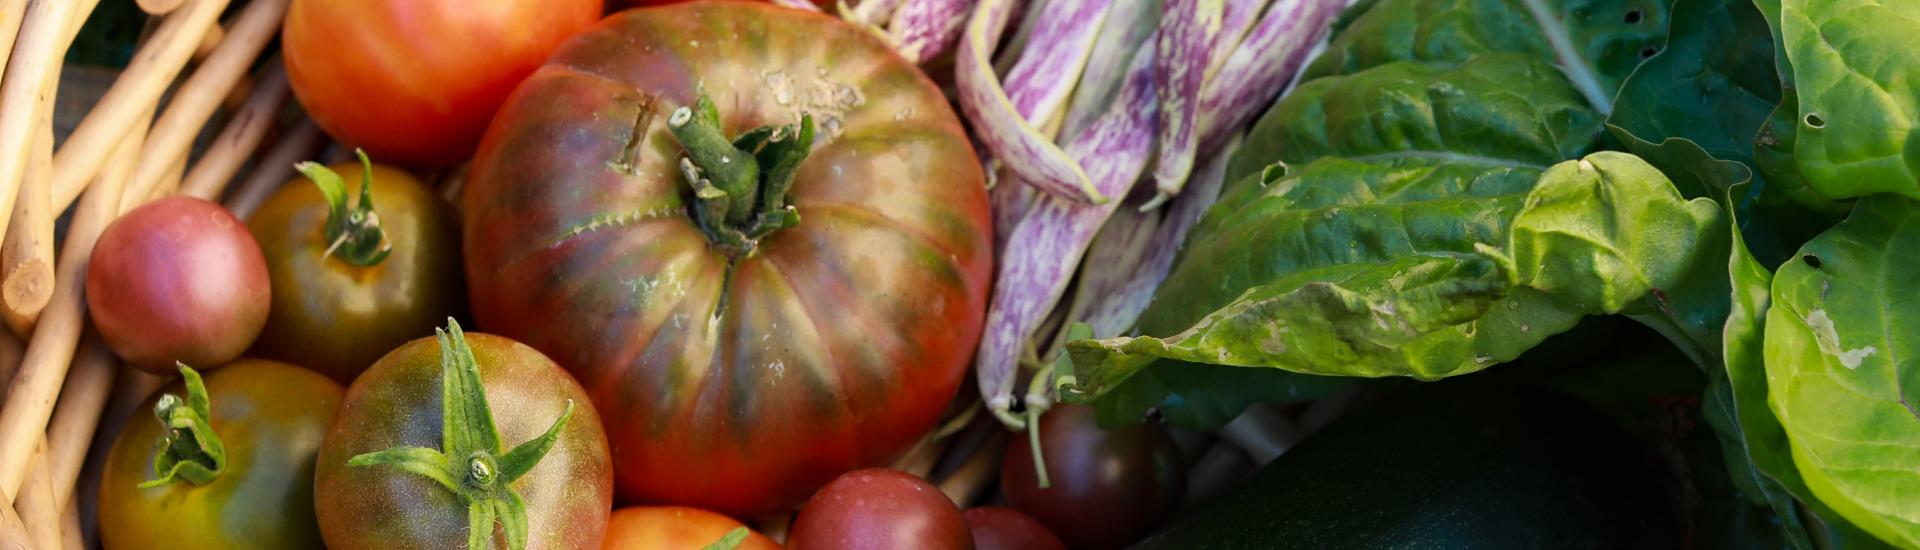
(1133, 379), (1681, 549)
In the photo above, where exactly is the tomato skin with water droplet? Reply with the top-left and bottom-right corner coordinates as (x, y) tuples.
(88, 196), (270, 373)
(462, 1), (991, 516)
(788, 469), (973, 550)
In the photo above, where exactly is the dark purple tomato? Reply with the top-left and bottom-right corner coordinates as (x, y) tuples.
(788, 469), (973, 550)
(964, 507), (1066, 550)
(87, 196), (271, 373)
(1002, 404), (1185, 550)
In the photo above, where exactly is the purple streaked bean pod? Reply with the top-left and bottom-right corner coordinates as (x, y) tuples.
(1148, 0), (1224, 205)
(1059, 0), (1164, 141)
(1077, 138), (1241, 338)
(1196, 0), (1343, 151)
(977, 39), (1160, 424)
(992, 172), (1036, 254)
(1060, 192), (1160, 341)
(1208, 0), (1270, 77)
(848, 0), (906, 23)
(770, 0), (825, 12)
(888, 0), (975, 64)
(956, 0), (1110, 203)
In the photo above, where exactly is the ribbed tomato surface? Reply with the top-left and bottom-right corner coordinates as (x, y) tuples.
(462, 1), (991, 516)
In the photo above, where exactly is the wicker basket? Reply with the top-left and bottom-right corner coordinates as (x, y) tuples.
(0, 1), (1335, 546)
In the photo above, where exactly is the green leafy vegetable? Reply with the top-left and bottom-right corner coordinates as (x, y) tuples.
(1776, 0), (1920, 201)
(1763, 195), (1920, 547)
(1069, 153), (1722, 395)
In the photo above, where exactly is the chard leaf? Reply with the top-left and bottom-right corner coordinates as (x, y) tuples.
(1764, 195), (1920, 548)
(1066, 251), (1512, 396)
(1777, 0), (1920, 201)
(1073, 0), (1684, 425)
(1070, 153), (1720, 395)
(1299, 0), (1667, 93)
(1505, 151), (1722, 315)
(1606, 0), (1779, 172)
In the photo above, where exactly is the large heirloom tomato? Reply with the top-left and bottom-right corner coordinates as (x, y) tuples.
(463, 1), (991, 516)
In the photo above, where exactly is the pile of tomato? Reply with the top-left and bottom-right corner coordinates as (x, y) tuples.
(83, 1), (1190, 549)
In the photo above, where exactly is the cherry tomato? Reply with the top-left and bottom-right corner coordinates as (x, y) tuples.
(314, 321), (612, 549)
(602, 506), (781, 550)
(788, 468), (973, 550)
(99, 360), (343, 549)
(87, 196), (270, 373)
(964, 507), (1066, 550)
(283, 0), (603, 166)
(1002, 404), (1186, 550)
(247, 154), (464, 382)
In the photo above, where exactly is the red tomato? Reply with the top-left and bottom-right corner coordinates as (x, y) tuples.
(87, 197), (270, 373)
(1002, 404), (1186, 550)
(610, 0), (831, 10)
(602, 506), (781, 550)
(283, 0), (603, 166)
(788, 469), (972, 550)
(462, 1), (991, 516)
(964, 507), (1066, 550)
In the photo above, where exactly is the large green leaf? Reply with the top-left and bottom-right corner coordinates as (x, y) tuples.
(1069, 153), (1722, 394)
(1776, 0), (1920, 201)
(1764, 195), (1920, 548)
(1226, 0), (1672, 186)
(1071, 0), (1682, 426)
(1504, 152), (1722, 315)
(1721, 183), (1888, 549)
(1300, 0), (1667, 97)
(1606, 0), (1779, 170)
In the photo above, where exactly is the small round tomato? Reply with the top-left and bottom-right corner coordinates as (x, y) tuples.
(99, 360), (343, 549)
(602, 506), (781, 550)
(314, 321), (611, 549)
(88, 196), (270, 373)
(283, 0), (603, 166)
(788, 469), (972, 550)
(1003, 404), (1185, 550)
(964, 507), (1066, 550)
(247, 153), (464, 383)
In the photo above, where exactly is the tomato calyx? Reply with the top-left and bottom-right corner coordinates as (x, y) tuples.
(701, 527), (750, 550)
(139, 363), (229, 488)
(666, 94), (816, 259)
(346, 319), (575, 550)
(296, 149), (393, 267)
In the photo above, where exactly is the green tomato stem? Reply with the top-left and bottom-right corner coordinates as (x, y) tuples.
(346, 319), (571, 550)
(665, 93), (815, 258)
(139, 364), (228, 488)
(296, 149), (392, 267)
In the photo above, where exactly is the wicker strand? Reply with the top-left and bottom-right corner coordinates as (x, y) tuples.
(227, 118), (325, 219)
(0, 0), (82, 281)
(16, 440), (57, 549)
(181, 58), (290, 201)
(49, 0), (228, 212)
(1, 111), (54, 337)
(122, 0), (288, 209)
(0, 0), (26, 86)
(46, 333), (118, 510)
(59, 496), (80, 549)
(0, 73), (142, 502)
